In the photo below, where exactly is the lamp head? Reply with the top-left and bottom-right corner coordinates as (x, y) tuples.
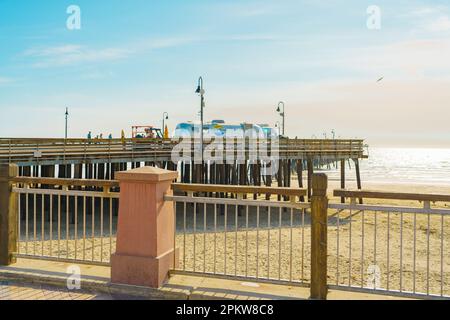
(276, 106), (281, 113)
(195, 85), (201, 94)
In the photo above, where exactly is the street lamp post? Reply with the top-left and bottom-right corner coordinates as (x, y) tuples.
(65, 107), (69, 140)
(162, 112), (169, 138)
(276, 102), (285, 136)
(195, 77), (205, 166)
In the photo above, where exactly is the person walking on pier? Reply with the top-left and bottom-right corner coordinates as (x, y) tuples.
(121, 130), (126, 149)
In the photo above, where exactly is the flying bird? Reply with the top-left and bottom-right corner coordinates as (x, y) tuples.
(377, 77), (384, 82)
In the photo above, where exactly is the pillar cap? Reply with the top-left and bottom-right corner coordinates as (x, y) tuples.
(115, 166), (178, 183)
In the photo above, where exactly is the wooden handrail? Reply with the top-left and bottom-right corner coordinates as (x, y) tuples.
(334, 189), (450, 202)
(12, 177), (119, 188)
(172, 183), (307, 198)
(0, 138), (365, 150)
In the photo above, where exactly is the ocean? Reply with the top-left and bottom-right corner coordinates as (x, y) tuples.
(323, 147), (450, 186)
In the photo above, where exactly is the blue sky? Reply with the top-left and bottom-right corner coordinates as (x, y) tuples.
(1, 0), (450, 147)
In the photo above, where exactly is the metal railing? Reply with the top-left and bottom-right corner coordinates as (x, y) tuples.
(168, 184), (311, 285)
(12, 177), (119, 266)
(2, 165), (448, 300)
(328, 190), (450, 299)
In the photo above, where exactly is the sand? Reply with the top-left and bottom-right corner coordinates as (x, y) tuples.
(17, 216), (117, 264)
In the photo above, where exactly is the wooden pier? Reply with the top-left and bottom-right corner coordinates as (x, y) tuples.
(0, 137), (367, 199)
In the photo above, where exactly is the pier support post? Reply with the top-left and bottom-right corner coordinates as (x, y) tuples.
(310, 173), (328, 300)
(296, 160), (305, 202)
(354, 159), (363, 204)
(340, 159), (346, 203)
(0, 164), (18, 266)
(111, 166), (179, 288)
(307, 159), (314, 201)
(277, 160), (283, 201)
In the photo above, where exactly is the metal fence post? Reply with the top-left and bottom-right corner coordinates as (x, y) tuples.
(310, 173), (328, 299)
(0, 164), (18, 266)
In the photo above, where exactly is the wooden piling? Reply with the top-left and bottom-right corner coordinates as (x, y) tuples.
(277, 160), (283, 201)
(340, 159), (346, 203)
(354, 159), (363, 204)
(307, 159), (314, 201)
(296, 160), (305, 202)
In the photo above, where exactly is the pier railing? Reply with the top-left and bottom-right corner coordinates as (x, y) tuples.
(329, 190), (450, 299)
(0, 138), (366, 166)
(0, 138), (175, 166)
(168, 183), (310, 285)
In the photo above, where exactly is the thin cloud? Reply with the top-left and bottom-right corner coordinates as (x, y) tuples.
(24, 45), (83, 57)
(236, 7), (273, 17)
(21, 32), (304, 70)
(427, 16), (450, 32)
(0, 77), (14, 85)
(314, 38), (450, 80)
(401, 6), (444, 18)
(22, 36), (197, 68)
(212, 1), (287, 18)
(23, 44), (132, 68)
(138, 36), (199, 50)
(400, 5), (450, 32)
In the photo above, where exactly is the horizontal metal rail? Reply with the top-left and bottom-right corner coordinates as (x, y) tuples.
(172, 183), (307, 199)
(13, 254), (111, 267)
(327, 285), (449, 300)
(12, 177), (119, 189)
(166, 195), (309, 210)
(330, 203), (450, 215)
(334, 189), (450, 203)
(169, 270), (310, 289)
(13, 187), (120, 199)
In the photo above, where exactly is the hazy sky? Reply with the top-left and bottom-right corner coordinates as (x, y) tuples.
(1, 0), (450, 147)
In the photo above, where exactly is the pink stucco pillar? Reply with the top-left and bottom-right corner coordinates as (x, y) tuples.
(111, 166), (179, 288)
